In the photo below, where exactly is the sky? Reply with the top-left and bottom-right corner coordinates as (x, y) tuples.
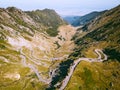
(0, 0), (120, 16)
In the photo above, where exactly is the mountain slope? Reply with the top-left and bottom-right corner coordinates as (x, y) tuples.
(72, 11), (106, 26)
(0, 7), (75, 90)
(26, 9), (67, 36)
(0, 7), (57, 90)
(45, 5), (120, 90)
(0, 5), (120, 90)
(65, 5), (120, 90)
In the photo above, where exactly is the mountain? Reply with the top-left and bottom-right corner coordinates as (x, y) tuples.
(26, 9), (67, 36)
(0, 7), (75, 90)
(74, 4), (120, 60)
(63, 16), (80, 25)
(71, 11), (107, 26)
(0, 5), (120, 90)
(45, 5), (120, 90)
(65, 5), (120, 90)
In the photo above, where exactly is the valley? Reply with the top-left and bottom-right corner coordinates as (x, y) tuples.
(0, 5), (120, 90)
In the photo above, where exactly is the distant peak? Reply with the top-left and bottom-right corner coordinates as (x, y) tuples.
(43, 8), (54, 11)
(29, 8), (56, 14)
(6, 6), (22, 12)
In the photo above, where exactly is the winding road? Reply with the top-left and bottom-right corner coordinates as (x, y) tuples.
(20, 48), (51, 84)
(59, 49), (107, 90)
(19, 48), (107, 90)
(95, 49), (107, 61)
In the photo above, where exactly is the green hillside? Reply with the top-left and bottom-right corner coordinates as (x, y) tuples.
(65, 5), (120, 90)
(26, 9), (67, 36)
(0, 4), (120, 90)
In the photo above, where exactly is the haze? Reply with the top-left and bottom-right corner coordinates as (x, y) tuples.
(0, 0), (120, 15)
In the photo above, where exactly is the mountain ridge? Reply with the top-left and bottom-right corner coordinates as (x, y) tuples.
(63, 10), (107, 27)
(65, 4), (120, 90)
(0, 6), (75, 90)
(46, 5), (120, 90)
(0, 5), (120, 90)
(26, 9), (67, 36)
